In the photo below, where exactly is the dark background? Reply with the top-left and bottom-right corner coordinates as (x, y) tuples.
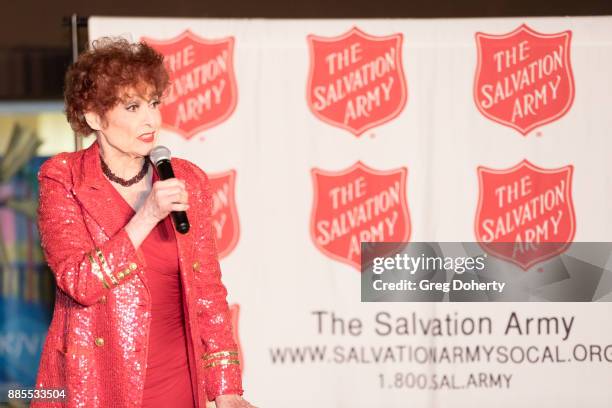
(2, 0), (611, 99)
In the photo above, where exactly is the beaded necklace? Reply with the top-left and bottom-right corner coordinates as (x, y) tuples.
(100, 156), (149, 187)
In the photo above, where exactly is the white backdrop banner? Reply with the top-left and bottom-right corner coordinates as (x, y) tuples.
(89, 17), (612, 408)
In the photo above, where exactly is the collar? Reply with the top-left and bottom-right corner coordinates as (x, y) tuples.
(76, 140), (105, 190)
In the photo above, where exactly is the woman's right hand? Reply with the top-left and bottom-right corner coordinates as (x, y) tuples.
(125, 178), (189, 248)
(140, 178), (189, 224)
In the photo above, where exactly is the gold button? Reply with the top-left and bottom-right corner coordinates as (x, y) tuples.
(95, 337), (105, 347)
(117, 272), (125, 279)
(192, 261), (200, 271)
(124, 269), (131, 276)
(99, 296), (106, 304)
(129, 262), (138, 271)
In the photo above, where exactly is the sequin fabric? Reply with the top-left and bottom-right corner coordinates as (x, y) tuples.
(32, 142), (242, 407)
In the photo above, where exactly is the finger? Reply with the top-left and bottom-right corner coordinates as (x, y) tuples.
(152, 185), (181, 198)
(167, 191), (188, 204)
(157, 183), (187, 196)
(154, 178), (184, 189)
(179, 190), (189, 203)
(156, 187), (183, 198)
(172, 178), (186, 189)
(170, 203), (189, 212)
(157, 196), (185, 212)
(152, 179), (175, 189)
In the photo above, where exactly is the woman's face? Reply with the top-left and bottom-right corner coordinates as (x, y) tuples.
(96, 87), (162, 158)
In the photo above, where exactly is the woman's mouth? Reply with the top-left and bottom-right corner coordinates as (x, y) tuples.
(138, 132), (155, 143)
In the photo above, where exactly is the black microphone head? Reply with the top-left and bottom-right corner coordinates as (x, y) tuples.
(150, 145), (171, 165)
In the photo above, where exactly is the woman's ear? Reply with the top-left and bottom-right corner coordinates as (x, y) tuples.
(84, 111), (103, 131)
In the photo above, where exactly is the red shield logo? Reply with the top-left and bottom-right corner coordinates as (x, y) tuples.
(209, 170), (240, 259)
(311, 162), (410, 270)
(474, 24), (574, 135)
(229, 303), (244, 373)
(475, 160), (575, 269)
(143, 30), (238, 139)
(307, 27), (407, 136)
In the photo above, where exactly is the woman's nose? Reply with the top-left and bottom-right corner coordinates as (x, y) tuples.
(143, 105), (161, 126)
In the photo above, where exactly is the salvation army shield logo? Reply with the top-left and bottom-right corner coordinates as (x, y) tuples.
(311, 162), (410, 270)
(143, 30), (238, 139)
(475, 160), (575, 269)
(474, 24), (574, 135)
(209, 170), (240, 259)
(307, 27), (407, 136)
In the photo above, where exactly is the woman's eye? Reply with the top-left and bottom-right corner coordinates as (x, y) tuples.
(151, 100), (161, 108)
(126, 104), (138, 112)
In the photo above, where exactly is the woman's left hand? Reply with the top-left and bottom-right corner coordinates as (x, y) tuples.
(215, 394), (257, 408)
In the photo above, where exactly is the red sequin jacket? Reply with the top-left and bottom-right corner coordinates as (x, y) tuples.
(33, 142), (242, 407)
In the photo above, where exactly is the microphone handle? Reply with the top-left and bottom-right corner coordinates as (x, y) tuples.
(155, 159), (190, 234)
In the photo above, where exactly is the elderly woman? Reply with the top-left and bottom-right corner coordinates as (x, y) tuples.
(33, 38), (254, 408)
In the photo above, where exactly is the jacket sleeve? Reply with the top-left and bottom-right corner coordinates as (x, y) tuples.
(189, 164), (243, 400)
(38, 155), (142, 306)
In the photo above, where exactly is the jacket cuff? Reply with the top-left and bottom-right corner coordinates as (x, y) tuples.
(90, 228), (142, 290)
(203, 351), (243, 401)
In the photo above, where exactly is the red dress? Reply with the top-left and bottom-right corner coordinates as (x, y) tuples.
(110, 178), (195, 408)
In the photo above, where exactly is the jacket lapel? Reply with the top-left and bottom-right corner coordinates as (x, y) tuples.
(170, 162), (195, 276)
(71, 142), (136, 240)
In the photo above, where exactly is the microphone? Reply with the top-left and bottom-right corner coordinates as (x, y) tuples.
(149, 146), (190, 234)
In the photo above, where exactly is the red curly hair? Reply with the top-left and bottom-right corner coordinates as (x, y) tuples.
(64, 37), (170, 136)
